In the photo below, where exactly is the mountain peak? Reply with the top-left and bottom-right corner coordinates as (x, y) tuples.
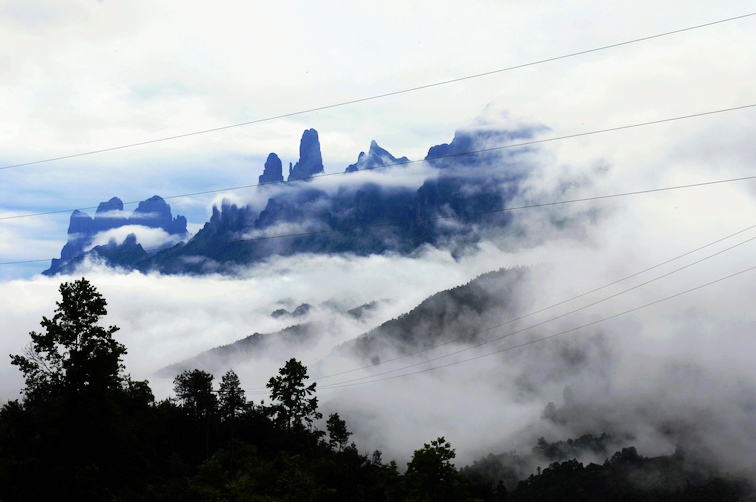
(45, 195), (187, 275)
(95, 197), (124, 216)
(259, 153), (284, 185)
(345, 140), (409, 173)
(288, 129), (324, 181)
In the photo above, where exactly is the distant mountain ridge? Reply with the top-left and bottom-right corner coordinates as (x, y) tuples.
(337, 266), (534, 363)
(158, 301), (381, 377)
(45, 195), (187, 275)
(158, 267), (533, 376)
(346, 140), (410, 173)
(46, 112), (547, 276)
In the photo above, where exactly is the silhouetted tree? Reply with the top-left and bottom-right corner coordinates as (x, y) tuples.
(2, 279), (152, 500)
(173, 369), (216, 418)
(218, 369), (245, 469)
(173, 369), (219, 463)
(266, 358), (322, 430)
(406, 437), (470, 501)
(218, 369), (245, 421)
(327, 412), (352, 451)
(10, 278), (126, 403)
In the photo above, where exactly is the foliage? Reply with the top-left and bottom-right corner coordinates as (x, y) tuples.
(2, 279), (754, 501)
(405, 436), (471, 501)
(532, 433), (616, 462)
(327, 412), (352, 451)
(174, 368), (216, 418)
(10, 278), (126, 402)
(506, 446), (754, 502)
(2, 279), (151, 500)
(266, 357), (322, 430)
(218, 369), (245, 421)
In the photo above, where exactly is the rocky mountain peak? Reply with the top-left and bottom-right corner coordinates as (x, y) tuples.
(288, 129), (324, 181)
(45, 195), (187, 275)
(259, 153), (284, 185)
(131, 195), (187, 234)
(95, 197), (124, 217)
(345, 140), (409, 173)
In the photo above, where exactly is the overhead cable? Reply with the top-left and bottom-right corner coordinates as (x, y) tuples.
(1, 12), (753, 172)
(307, 221), (756, 382)
(308, 232), (756, 390)
(3, 171), (756, 268)
(316, 263), (756, 390)
(2, 102), (755, 223)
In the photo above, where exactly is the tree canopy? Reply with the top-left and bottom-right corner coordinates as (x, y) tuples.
(327, 412), (352, 451)
(266, 357), (322, 430)
(10, 278), (126, 402)
(2, 279), (752, 501)
(406, 437), (470, 501)
(218, 369), (245, 421)
(174, 369), (216, 418)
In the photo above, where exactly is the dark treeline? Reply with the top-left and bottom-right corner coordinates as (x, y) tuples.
(1, 279), (753, 501)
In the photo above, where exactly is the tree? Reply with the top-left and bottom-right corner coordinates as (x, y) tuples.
(4, 279), (157, 499)
(406, 437), (470, 501)
(173, 369), (217, 418)
(10, 278), (126, 402)
(218, 369), (245, 421)
(266, 358), (322, 430)
(326, 412), (352, 451)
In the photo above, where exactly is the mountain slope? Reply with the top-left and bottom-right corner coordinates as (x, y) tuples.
(158, 266), (534, 378)
(336, 266), (533, 361)
(47, 110), (551, 276)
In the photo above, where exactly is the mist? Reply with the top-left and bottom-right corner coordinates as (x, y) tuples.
(2, 96), (756, 486)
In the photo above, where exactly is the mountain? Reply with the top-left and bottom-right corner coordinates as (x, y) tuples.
(46, 112), (551, 276)
(50, 233), (152, 275)
(345, 140), (410, 172)
(145, 121), (535, 275)
(44, 195), (187, 275)
(337, 266), (533, 361)
(258, 153), (284, 184)
(461, 434), (751, 498)
(158, 301), (381, 376)
(159, 267), (533, 376)
(287, 128), (324, 181)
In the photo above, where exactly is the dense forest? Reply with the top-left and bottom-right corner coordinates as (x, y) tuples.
(1, 279), (754, 501)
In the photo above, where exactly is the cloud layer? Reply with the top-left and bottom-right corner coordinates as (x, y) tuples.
(1, 0), (756, 477)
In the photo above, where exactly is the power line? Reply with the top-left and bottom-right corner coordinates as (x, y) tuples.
(3, 102), (755, 223)
(309, 233), (756, 387)
(316, 262), (756, 390)
(3, 170), (756, 268)
(307, 221), (756, 382)
(247, 224), (756, 390)
(310, 231), (755, 388)
(1, 12), (753, 172)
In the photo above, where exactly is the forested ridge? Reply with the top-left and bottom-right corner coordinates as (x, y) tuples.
(1, 279), (753, 501)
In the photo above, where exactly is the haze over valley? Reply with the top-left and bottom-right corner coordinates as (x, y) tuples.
(2, 1), (756, 499)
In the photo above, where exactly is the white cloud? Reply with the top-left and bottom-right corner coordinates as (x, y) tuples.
(88, 224), (188, 250)
(2, 0), (756, 473)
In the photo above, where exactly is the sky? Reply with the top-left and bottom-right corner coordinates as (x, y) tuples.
(2, 0), (756, 469)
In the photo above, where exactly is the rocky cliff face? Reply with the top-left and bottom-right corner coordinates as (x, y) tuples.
(130, 196), (188, 234)
(47, 113), (555, 276)
(44, 195), (187, 275)
(345, 140), (410, 173)
(287, 129), (324, 181)
(425, 123), (547, 169)
(139, 125), (523, 275)
(258, 153), (284, 185)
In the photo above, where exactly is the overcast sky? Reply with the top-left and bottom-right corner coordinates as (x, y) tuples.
(2, 0), (756, 467)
